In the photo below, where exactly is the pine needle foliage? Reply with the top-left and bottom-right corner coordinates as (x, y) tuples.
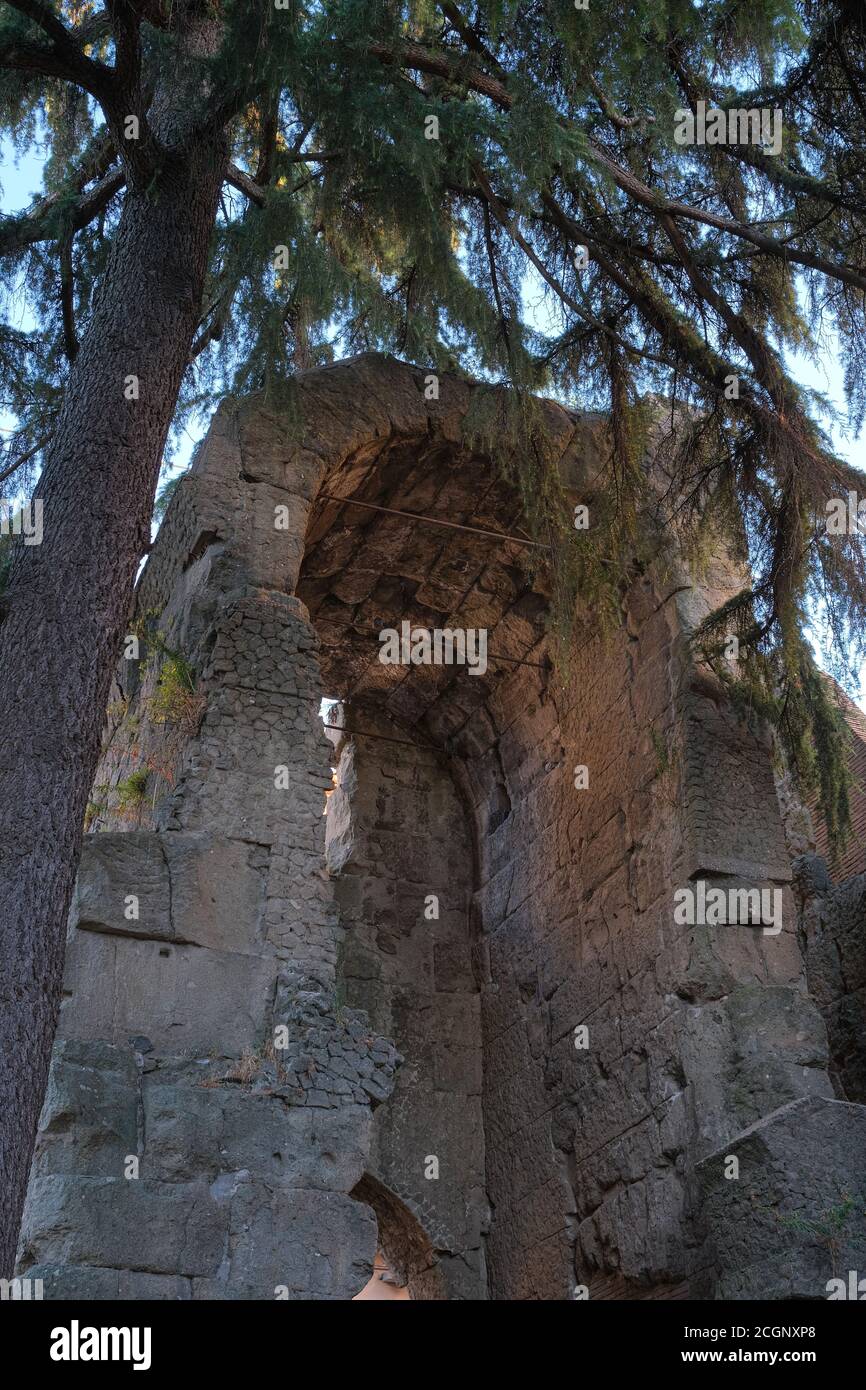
(1, 0), (865, 835)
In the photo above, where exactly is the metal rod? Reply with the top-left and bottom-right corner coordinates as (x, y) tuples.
(315, 626), (549, 671)
(477, 650), (548, 670)
(323, 724), (427, 749)
(318, 493), (549, 548)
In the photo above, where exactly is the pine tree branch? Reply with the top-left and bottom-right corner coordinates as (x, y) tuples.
(584, 71), (653, 130)
(468, 165), (697, 375)
(369, 39), (511, 110)
(1, 0), (115, 99)
(586, 142), (866, 294)
(58, 232), (78, 363)
(539, 189), (750, 401)
(373, 40), (866, 294)
(657, 209), (799, 415)
(188, 306), (227, 362)
(724, 144), (866, 219)
(225, 162), (266, 207)
(437, 2), (505, 77)
(664, 38), (866, 219)
(104, 0), (143, 90)
(254, 99), (279, 185)
(0, 166), (126, 257)
(541, 185), (836, 515)
(1, 4), (158, 186)
(480, 189), (513, 368)
(6, 0), (85, 53)
(0, 434), (47, 485)
(225, 153), (340, 207)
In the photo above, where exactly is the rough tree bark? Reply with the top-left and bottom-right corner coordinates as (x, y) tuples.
(0, 135), (226, 1275)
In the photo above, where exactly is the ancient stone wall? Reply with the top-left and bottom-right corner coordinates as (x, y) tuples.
(794, 854), (866, 1105)
(452, 558), (841, 1300)
(325, 703), (486, 1298)
(19, 354), (866, 1299)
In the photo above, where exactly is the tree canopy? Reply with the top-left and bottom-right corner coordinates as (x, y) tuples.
(2, 0), (865, 837)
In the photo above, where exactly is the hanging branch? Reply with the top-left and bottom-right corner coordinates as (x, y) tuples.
(58, 232), (78, 363)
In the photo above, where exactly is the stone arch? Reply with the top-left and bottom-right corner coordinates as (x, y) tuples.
(351, 1173), (447, 1300)
(19, 354), (866, 1302)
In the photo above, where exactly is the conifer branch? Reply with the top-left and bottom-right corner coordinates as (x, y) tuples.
(225, 163), (266, 207)
(0, 434), (47, 485)
(587, 144), (866, 294)
(368, 40), (511, 110)
(584, 71), (652, 130)
(104, 0), (143, 90)
(58, 232), (78, 363)
(438, 1), (505, 77)
(225, 153), (340, 207)
(469, 163), (675, 374)
(0, 166), (126, 257)
(254, 100), (279, 186)
(373, 39), (866, 295)
(1, 0), (115, 99)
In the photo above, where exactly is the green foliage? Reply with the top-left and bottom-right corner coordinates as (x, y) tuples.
(1, 0), (865, 838)
(697, 597), (853, 854)
(148, 651), (199, 727)
(780, 1193), (865, 1273)
(152, 474), (184, 524)
(83, 796), (106, 831)
(114, 768), (149, 813)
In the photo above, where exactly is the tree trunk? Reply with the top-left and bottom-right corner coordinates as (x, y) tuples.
(0, 138), (225, 1274)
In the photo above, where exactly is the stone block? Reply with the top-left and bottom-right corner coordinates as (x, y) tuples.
(19, 1176), (228, 1277)
(142, 1081), (371, 1191)
(28, 1040), (138, 1179)
(72, 833), (170, 939)
(697, 1095), (866, 1299)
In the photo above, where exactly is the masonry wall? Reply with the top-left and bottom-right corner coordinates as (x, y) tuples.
(19, 354), (866, 1300)
(794, 854), (866, 1105)
(461, 572), (695, 1299)
(460, 556), (863, 1301)
(17, 385), (403, 1299)
(325, 703), (486, 1299)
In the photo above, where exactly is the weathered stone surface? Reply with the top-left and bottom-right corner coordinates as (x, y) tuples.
(142, 1077), (372, 1183)
(192, 1187), (377, 1300)
(795, 854), (866, 1103)
(697, 1096), (866, 1299)
(20, 355), (866, 1301)
(27, 1040), (139, 1180)
(20, 1175), (229, 1276)
(73, 833), (171, 939)
(60, 929), (279, 1053)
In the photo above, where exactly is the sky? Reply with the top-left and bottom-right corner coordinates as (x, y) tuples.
(3, 133), (865, 704)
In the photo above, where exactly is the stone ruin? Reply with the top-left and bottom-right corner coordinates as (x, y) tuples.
(18, 354), (866, 1300)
